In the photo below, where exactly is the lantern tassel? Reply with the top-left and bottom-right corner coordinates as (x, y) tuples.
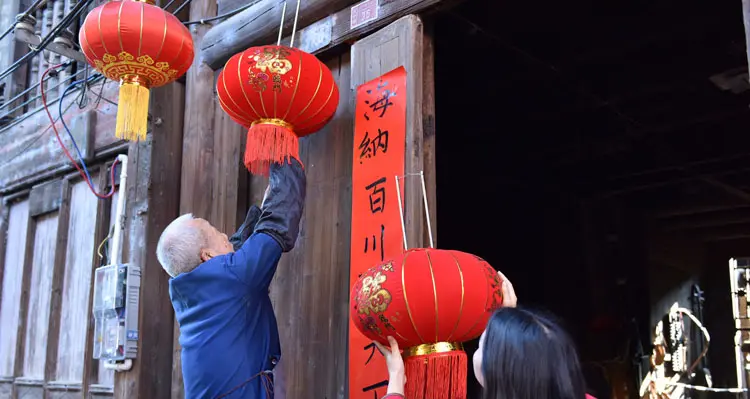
(244, 122), (303, 176)
(115, 81), (150, 142)
(404, 350), (468, 399)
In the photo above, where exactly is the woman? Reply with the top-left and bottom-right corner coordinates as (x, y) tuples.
(375, 272), (595, 399)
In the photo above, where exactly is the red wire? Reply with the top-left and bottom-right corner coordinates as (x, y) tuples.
(41, 64), (118, 199)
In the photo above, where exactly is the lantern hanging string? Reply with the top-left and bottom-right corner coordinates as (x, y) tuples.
(394, 171), (436, 250)
(275, 0), (302, 48)
(276, 1), (287, 46)
(289, 0), (302, 48)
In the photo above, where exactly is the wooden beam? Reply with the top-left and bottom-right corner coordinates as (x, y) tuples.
(201, 0), (356, 70)
(12, 213), (37, 398)
(742, 0), (750, 79)
(113, 82), (184, 399)
(43, 180), (71, 396)
(352, 14), (427, 248)
(201, 0), (448, 70)
(658, 208), (750, 231)
(28, 180), (63, 217)
(422, 21), (437, 246)
(0, 84), (121, 192)
(82, 167), (113, 397)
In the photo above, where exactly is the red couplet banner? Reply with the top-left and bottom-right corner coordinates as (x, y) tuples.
(349, 66), (407, 399)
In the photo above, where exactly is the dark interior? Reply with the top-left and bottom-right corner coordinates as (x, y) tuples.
(434, 0), (750, 396)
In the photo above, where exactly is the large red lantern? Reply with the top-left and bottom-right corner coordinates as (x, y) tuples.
(351, 248), (504, 399)
(80, 0), (194, 141)
(216, 45), (339, 176)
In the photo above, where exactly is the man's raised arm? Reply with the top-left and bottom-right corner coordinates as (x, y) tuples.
(227, 158), (306, 289)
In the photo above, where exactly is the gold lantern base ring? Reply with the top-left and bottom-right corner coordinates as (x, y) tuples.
(115, 75), (151, 142)
(405, 342), (464, 357)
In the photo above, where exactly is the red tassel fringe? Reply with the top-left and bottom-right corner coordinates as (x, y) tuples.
(404, 350), (468, 399)
(244, 123), (302, 176)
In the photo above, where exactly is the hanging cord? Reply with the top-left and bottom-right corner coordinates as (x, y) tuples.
(41, 63), (117, 199)
(60, 75), (101, 184)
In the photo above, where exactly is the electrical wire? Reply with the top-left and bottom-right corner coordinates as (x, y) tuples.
(41, 63), (117, 199)
(0, 0), (93, 82)
(182, 1), (254, 26)
(59, 75), (100, 184)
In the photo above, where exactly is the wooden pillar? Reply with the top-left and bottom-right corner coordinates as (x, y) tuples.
(171, 0), (248, 396)
(113, 82), (185, 399)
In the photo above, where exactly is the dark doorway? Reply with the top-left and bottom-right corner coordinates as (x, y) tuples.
(434, 0), (750, 397)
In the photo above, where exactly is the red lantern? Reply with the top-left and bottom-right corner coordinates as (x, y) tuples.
(351, 248), (504, 399)
(216, 45), (340, 176)
(80, 0), (194, 141)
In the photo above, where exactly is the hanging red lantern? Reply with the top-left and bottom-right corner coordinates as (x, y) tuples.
(351, 248), (504, 399)
(216, 45), (340, 176)
(79, 0), (194, 141)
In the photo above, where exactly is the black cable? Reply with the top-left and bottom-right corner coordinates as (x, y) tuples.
(0, 0), (93, 81)
(0, 0), (49, 43)
(162, 0), (181, 12)
(183, 1), (253, 26)
(172, 0), (193, 16)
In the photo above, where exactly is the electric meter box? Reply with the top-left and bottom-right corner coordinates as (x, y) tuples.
(92, 263), (141, 361)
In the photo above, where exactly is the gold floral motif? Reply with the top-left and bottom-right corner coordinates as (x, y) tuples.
(357, 270), (392, 316)
(91, 50), (179, 87)
(252, 47), (292, 75)
(117, 51), (134, 61)
(137, 55), (155, 65)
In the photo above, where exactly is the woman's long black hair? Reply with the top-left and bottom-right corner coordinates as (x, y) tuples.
(480, 307), (587, 399)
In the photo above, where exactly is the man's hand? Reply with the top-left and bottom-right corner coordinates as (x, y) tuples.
(374, 337), (405, 395)
(498, 270), (517, 308)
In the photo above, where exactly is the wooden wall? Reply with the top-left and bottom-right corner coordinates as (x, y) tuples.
(265, 51), (355, 399)
(0, 167), (121, 399)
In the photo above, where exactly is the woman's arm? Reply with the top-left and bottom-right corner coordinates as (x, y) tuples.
(374, 337), (406, 397)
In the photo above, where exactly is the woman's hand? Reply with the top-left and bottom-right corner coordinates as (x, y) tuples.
(498, 271), (517, 308)
(374, 336), (406, 395)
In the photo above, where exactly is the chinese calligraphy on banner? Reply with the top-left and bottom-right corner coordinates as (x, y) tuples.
(349, 66), (407, 399)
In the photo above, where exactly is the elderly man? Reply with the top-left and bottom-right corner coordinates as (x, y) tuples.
(156, 159), (306, 399)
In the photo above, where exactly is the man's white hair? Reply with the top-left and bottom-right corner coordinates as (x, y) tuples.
(156, 213), (207, 277)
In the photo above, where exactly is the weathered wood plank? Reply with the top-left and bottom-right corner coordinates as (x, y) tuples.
(422, 21), (437, 245)
(113, 82), (184, 399)
(172, 1), (220, 397)
(201, 0), (357, 70)
(0, 83), (121, 192)
(29, 179), (64, 217)
(83, 168), (115, 395)
(44, 180), (72, 390)
(95, 187), (119, 388)
(203, 0), (449, 70)
(21, 212), (61, 379)
(55, 179), (99, 383)
(269, 51), (353, 399)
(11, 206), (36, 397)
(352, 15), (427, 248)
(0, 199), (30, 377)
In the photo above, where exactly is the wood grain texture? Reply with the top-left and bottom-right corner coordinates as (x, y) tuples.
(21, 212), (60, 379)
(113, 83), (184, 399)
(268, 51), (353, 399)
(44, 180), (72, 391)
(0, 199), (30, 377)
(352, 15), (428, 248)
(95, 188), (118, 389)
(56, 179), (99, 382)
(0, 83), (121, 192)
(421, 22), (437, 245)
(200, 0), (357, 70)
(29, 180), (63, 217)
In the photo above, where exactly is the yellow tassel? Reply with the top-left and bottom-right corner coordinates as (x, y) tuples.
(115, 81), (150, 141)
